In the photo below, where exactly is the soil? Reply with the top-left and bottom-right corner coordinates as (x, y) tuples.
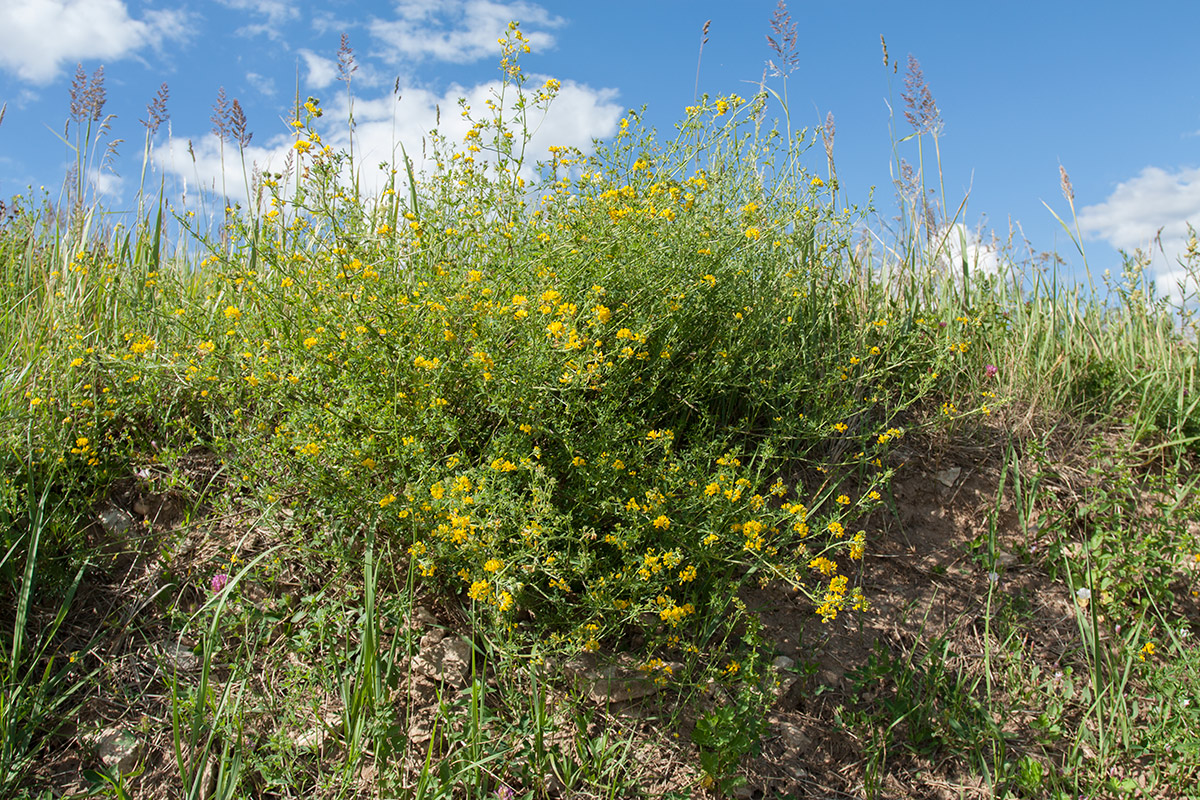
(18, 428), (1194, 799)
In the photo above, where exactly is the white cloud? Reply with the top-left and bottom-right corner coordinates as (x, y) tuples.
(215, 0), (298, 38)
(155, 75), (621, 207)
(1078, 166), (1200, 298)
(370, 0), (564, 64)
(0, 0), (189, 84)
(933, 223), (1003, 278)
(88, 166), (124, 199)
(298, 49), (339, 89)
(245, 72), (276, 96)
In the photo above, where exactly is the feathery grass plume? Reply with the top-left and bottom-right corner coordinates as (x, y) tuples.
(63, 64), (110, 225)
(901, 54), (941, 134)
(85, 66), (106, 121)
(68, 64), (106, 123)
(99, 136), (123, 176)
(210, 86), (231, 143)
(1060, 165), (1075, 205)
(694, 19), (710, 102)
(229, 99), (252, 149)
(140, 82), (169, 135)
(821, 111), (835, 164)
(337, 33), (357, 84)
(880, 34), (889, 68)
(821, 110), (838, 196)
(897, 157), (918, 202)
(338, 34), (358, 177)
(766, 1), (799, 76)
(135, 83), (169, 235)
(0, 101), (6, 129)
(68, 64), (89, 123)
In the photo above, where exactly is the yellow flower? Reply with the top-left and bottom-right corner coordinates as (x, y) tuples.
(744, 226), (761, 240)
(808, 556), (838, 576)
(223, 306), (242, 319)
(652, 515), (670, 530)
(484, 558), (503, 573)
(303, 336), (318, 349)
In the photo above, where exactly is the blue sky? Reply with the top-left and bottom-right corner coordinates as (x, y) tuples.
(2, 0), (1199, 296)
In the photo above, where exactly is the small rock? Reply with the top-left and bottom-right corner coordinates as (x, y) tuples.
(772, 655), (795, 671)
(419, 628), (446, 650)
(97, 728), (142, 773)
(132, 500), (150, 516)
(161, 640), (199, 672)
(407, 712), (436, 744)
(731, 785), (755, 799)
(935, 467), (962, 487)
(438, 637), (473, 685)
(414, 636), (473, 686)
(411, 606), (438, 628)
(819, 669), (843, 688)
(773, 720), (811, 750)
(773, 676), (803, 707)
(97, 507), (133, 535)
(407, 677), (437, 706)
(562, 654), (664, 704)
(585, 665), (658, 704)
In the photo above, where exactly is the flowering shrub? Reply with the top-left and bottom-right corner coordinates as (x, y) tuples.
(0, 24), (997, 712)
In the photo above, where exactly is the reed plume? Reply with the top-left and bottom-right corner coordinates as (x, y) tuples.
(901, 54), (941, 134)
(766, 1), (799, 77)
(140, 83), (170, 135)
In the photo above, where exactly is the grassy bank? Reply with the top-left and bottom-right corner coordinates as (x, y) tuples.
(2, 18), (1199, 800)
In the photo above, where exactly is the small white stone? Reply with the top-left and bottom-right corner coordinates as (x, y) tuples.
(97, 507), (133, 535)
(935, 467), (961, 487)
(97, 728), (141, 772)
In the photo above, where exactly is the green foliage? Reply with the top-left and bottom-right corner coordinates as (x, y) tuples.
(691, 687), (767, 795)
(1, 16), (1199, 800)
